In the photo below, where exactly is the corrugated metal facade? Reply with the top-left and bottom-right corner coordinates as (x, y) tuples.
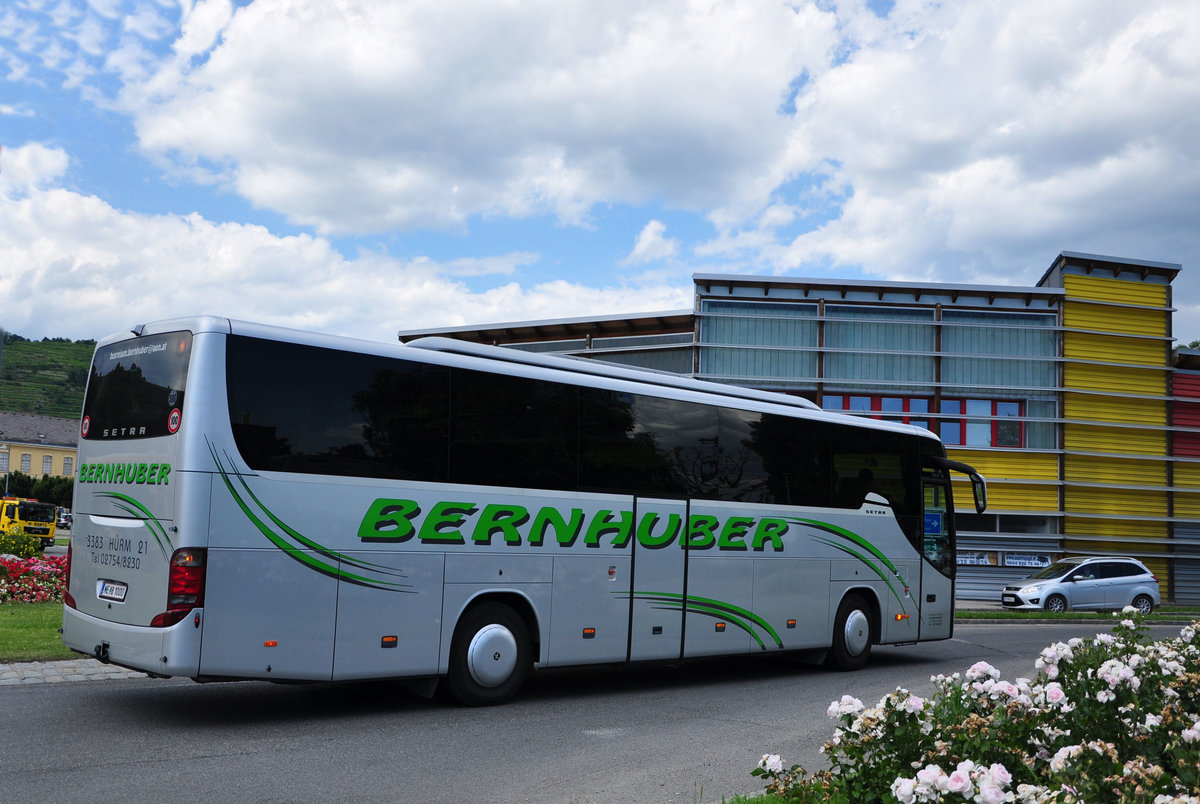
(1059, 265), (1173, 602)
(1174, 370), (1200, 601)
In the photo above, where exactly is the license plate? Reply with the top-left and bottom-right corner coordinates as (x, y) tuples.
(1001, 594), (1017, 604)
(98, 580), (128, 603)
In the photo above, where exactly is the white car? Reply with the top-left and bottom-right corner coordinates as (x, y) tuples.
(1000, 556), (1161, 614)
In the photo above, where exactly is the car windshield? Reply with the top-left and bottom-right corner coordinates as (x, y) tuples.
(1026, 562), (1077, 580)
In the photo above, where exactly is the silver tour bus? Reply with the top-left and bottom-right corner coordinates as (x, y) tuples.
(62, 316), (986, 705)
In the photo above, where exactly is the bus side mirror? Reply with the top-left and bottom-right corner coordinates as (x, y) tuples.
(969, 472), (987, 515)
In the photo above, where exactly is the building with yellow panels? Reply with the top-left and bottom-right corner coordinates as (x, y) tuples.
(399, 251), (1194, 602)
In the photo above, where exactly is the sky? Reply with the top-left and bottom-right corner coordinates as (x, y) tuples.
(2, 0), (1199, 346)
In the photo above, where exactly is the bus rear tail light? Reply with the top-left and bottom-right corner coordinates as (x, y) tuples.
(151, 548), (207, 628)
(64, 543), (76, 609)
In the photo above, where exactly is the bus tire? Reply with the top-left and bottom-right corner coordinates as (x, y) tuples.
(446, 602), (530, 706)
(827, 593), (872, 671)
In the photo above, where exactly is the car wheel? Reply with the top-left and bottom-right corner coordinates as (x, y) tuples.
(1044, 594), (1067, 614)
(827, 593), (872, 671)
(1131, 594), (1154, 615)
(446, 602), (530, 706)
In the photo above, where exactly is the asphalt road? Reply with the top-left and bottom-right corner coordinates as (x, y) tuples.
(2, 621), (1184, 803)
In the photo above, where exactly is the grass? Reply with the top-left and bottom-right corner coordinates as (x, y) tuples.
(955, 604), (1200, 622)
(0, 602), (74, 663)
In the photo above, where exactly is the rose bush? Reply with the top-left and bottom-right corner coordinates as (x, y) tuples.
(0, 554), (67, 603)
(752, 610), (1200, 803)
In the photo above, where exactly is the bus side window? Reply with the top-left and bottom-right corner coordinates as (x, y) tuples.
(450, 369), (578, 492)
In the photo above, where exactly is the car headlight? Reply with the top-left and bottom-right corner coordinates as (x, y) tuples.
(1019, 584), (1045, 596)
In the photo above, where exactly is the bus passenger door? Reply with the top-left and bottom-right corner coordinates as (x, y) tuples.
(628, 498), (687, 662)
(919, 478), (955, 641)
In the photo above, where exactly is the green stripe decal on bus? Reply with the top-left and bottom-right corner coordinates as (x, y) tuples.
(209, 442), (414, 592)
(626, 591), (783, 650)
(94, 492), (173, 559)
(812, 537), (908, 611)
(791, 519), (903, 576)
(788, 518), (911, 612)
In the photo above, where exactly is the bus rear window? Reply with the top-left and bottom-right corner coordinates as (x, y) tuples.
(81, 331), (191, 440)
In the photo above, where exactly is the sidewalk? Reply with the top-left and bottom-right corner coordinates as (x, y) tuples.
(0, 658), (145, 685)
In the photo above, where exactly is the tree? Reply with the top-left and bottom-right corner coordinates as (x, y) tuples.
(4, 471), (34, 498)
(3, 472), (74, 507)
(32, 475), (74, 508)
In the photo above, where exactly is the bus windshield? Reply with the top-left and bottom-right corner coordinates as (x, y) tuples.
(81, 330), (192, 440)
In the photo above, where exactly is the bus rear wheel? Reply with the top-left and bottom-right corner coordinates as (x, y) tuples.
(827, 594), (872, 671)
(446, 602), (531, 706)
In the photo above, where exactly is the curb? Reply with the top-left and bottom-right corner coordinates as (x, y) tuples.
(0, 658), (145, 685)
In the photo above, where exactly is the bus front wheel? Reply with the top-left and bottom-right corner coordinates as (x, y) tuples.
(446, 602), (531, 706)
(827, 594), (872, 671)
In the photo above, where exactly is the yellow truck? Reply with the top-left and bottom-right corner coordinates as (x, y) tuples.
(1, 496), (58, 550)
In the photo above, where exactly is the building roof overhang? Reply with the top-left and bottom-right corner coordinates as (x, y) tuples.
(397, 309), (694, 345)
(1039, 251), (1182, 287)
(692, 273), (1064, 306)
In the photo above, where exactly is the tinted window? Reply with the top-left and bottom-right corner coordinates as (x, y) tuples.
(716, 408), (770, 502)
(82, 331), (191, 440)
(1102, 562), (1143, 579)
(639, 396), (718, 498)
(225, 336), (931, 516)
(228, 337), (449, 480)
(740, 413), (833, 507)
(450, 371), (577, 491)
(579, 389), (715, 497)
(830, 423), (921, 521)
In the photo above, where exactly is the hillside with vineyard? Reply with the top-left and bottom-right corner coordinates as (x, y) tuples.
(0, 334), (93, 419)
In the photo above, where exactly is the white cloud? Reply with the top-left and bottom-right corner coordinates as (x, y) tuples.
(174, 0), (231, 59)
(123, 3), (176, 41)
(718, 0), (1200, 294)
(0, 179), (690, 342)
(5, 0), (1200, 337)
(125, 0), (835, 234)
(0, 103), (34, 117)
(624, 220), (678, 265)
(0, 142), (70, 191)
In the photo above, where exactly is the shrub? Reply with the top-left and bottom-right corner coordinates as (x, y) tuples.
(0, 526), (42, 559)
(0, 555), (67, 603)
(752, 611), (1200, 803)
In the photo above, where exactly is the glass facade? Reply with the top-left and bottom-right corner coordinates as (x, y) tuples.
(696, 298), (1059, 453)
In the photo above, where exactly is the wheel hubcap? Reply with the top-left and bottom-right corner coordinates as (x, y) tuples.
(843, 609), (870, 656)
(466, 624), (517, 688)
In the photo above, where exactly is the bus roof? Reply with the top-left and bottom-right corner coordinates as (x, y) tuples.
(403, 336), (822, 413)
